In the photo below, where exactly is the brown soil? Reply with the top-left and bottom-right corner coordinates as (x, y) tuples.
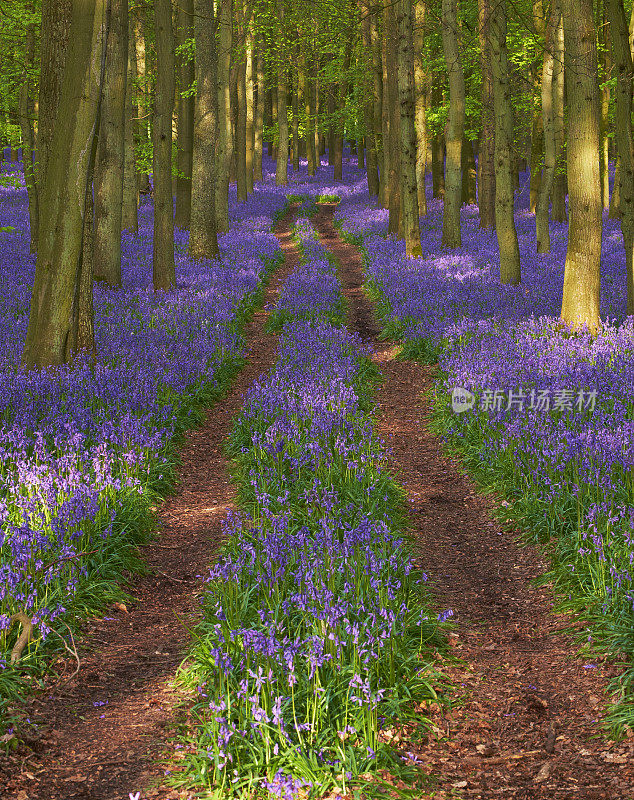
(0, 208), (302, 800)
(313, 204), (634, 800)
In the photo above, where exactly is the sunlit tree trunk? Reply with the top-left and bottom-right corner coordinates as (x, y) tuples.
(490, 0), (521, 283)
(551, 12), (567, 221)
(133, 12), (151, 196)
(441, 0), (464, 247)
(606, 0), (634, 315)
(371, 11), (386, 205)
(529, 0), (545, 214)
(305, 47), (317, 176)
(19, 7), (38, 253)
(461, 135), (477, 204)
(276, 0), (289, 186)
(246, 29), (255, 192)
(536, 1), (558, 253)
(600, 1), (611, 211)
(236, 6), (248, 203)
(152, 0), (176, 291)
(397, 0), (422, 255)
(360, 5), (379, 195)
(23, 0), (105, 369)
(478, 0), (495, 227)
(413, 0), (428, 215)
(292, 48), (300, 172)
(384, 0), (401, 234)
(609, 156), (621, 217)
(122, 15), (138, 233)
(254, 42), (265, 181)
(175, 0), (194, 229)
(216, 0), (232, 231)
(93, 0), (128, 287)
(560, 0), (601, 331)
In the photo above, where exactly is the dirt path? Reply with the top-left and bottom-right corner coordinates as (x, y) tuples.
(313, 204), (634, 800)
(1, 209), (301, 800)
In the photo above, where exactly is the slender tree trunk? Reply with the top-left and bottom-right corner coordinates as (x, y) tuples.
(215, 0), (232, 231)
(305, 48), (317, 176)
(609, 155), (621, 217)
(600, 2), (611, 210)
(529, 0), (546, 213)
(371, 11), (385, 204)
(478, 0), (496, 228)
(153, 0), (176, 291)
(397, 0), (422, 255)
(536, 1), (558, 252)
(560, 0), (602, 331)
(271, 84), (278, 159)
(190, 0), (219, 259)
(93, 0), (128, 287)
(254, 42), (264, 181)
(23, 0), (105, 369)
(413, 0), (428, 215)
(551, 11), (567, 221)
(461, 135), (477, 204)
(175, 0), (194, 228)
(246, 29), (255, 192)
(385, 0), (401, 233)
(606, 0), (634, 315)
(490, 0), (521, 283)
(236, 17), (248, 202)
(441, 0), (464, 247)
(122, 15), (138, 233)
(292, 49), (300, 172)
(275, 0), (289, 186)
(19, 10), (39, 253)
(360, 3), (379, 196)
(133, 13), (151, 195)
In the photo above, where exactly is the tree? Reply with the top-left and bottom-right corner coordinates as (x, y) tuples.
(441, 0), (464, 248)
(152, 0), (176, 291)
(175, 0), (195, 229)
(560, 0), (601, 332)
(478, 0), (495, 228)
(23, 0), (106, 369)
(276, 0), (289, 186)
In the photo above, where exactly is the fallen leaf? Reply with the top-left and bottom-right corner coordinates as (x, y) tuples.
(451, 780), (468, 789)
(114, 602), (128, 613)
(535, 762), (551, 782)
(16, 792), (28, 800)
(476, 743), (496, 757)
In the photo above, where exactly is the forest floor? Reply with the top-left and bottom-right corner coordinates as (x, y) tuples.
(2, 205), (634, 800)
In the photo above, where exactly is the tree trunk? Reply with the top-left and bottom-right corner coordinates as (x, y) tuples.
(606, 0), (634, 315)
(560, 0), (602, 331)
(385, 0), (401, 234)
(600, 1), (611, 210)
(536, 1), (558, 252)
(122, 14), (138, 233)
(490, 0), (521, 283)
(133, 12), (151, 196)
(19, 10), (39, 253)
(275, 0), (289, 186)
(478, 0), (495, 227)
(371, 11), (385, 204)
(397, 0), (422, 255)
(413, 0), (428, 215)
(236, 31), (248, 201)
(175, 0), (194, 229)
(441, 0), (464, 247)
(152, 0), (176, 292)
(609, 155), (621, 217)
(93, 0), (128, 287)
(461, 135), (477, 204)
(551, 10), (567, 220)
(361, 3), (379, 196)
(292, 51), (300, 172)
(190, 0), (219, 259)
(23, 0), (105, 369)
(216, 0), (232, 231)
(246, 29), (255, 192)
(254, 42), (265, 181)
(305, 48), (317, 176)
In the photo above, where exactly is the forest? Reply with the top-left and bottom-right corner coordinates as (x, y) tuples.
(0, 0), (633, 798)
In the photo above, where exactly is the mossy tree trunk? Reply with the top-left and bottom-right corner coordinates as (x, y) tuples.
(441, 0), (464, 248)
(175, 0), (194, 229)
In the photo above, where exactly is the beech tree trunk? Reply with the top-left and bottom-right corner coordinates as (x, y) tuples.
(461, 135), (477, 205)
(236, 26), (248, 202)
(216, 0), (232, 231)
(122, 15), (138, 233)
(385, 0), (401, 234)
(19, 9), (38, 252)
(152, 0), (176, 292)
(560, 0), (601, 331)
(292, 52), (300, 172)
(133, 13), (151, 196)
(23, 0), (105, 369)
(441, 0), (464, 248)
(551, 11), (567, 221)
(600, 3), (611, 210)
(413, 0), (428, 215)
(175, 0), (194, 229)
(305, 47), (317, 176)
(246, 30), (255, 192)
(478, 0), (496, 227)
(254, 43), (265, 181)
(490, 0), (521, 283)
(606, 0), (634, 315)
(93, 0), (128, 287)
(536, 1), (558, 253)
(397, 0), (422, 255)
(275, 0), (289, 186)
(360, 5), (379, 195)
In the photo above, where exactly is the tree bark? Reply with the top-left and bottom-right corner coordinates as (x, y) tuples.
(304, 46), (317, 176)
(490, 0), (521, 283)
(560, 0), (602, 331)
(441, 0), (464, 247)
(254, 41), (265, 181)
(360, 4), (379, 195)
(551, 10), (567, 221)
(397, 0), (422, 255)
(175, 0), (194, 229)
(292, 46), (300, 172)
(246, 29), (255, 192)
(478, 0), (495, 227)
(600, 1), (611, 210)
(528, 0), (546, 213)
(461, 135), (477, 205)
(216, 0), (232, 231)
(275, 0), (289, 186)
(190, 0), (219, 259)
(606, 0), (634, 315)
(371, 11), (386, 205)
(23, 0), (105, 369)
(93, 0), (128, 286)
(236, 12), (248, 202)
(385, 0), (401, 234)
(536, 1), (558, 252)
(152, 0), (176, 291)
(122, 14), (138, 233)
(413, 0), (428, 215)
(133, 11), (151, 195)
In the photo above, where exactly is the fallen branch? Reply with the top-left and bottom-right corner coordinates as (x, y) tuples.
(9, 612), (33, 664)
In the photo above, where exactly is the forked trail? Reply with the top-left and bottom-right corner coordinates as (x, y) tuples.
(1, 209), (301, 800)
(313, 204), (634, 800)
